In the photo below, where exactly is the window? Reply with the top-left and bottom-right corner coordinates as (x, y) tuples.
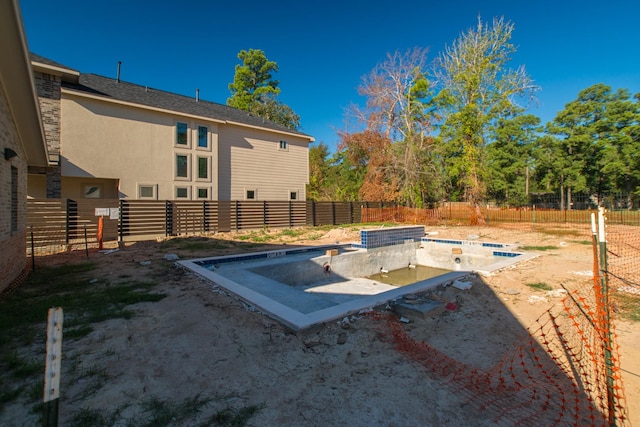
(175, 187), (189, 199)
(84, 184), (101, 199)
(176, 122), (188, 145)
(197, 188), (209, 199)
(198, 126), (208, 148)
(197, 156), (209, 179)
(176, 154), (189, 178)
(279, 140), (288, 150)
(246, 190), (256, 200)
(290, 191), (297, 200)
(11, 166), (18, 233)
(138, 184), (157, 199)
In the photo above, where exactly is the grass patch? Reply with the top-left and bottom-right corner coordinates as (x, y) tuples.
(526, 282), (554, 291)
(571, 239), (593, 246)
(0, 261), (167, 415)
(615, 293), (640, 322)
(207, 403), (265, 426)
(539, 228), (583, 237)
(520, 245), (558, 251)
(0, 386), (24, 406)
(160, 237), (231, 252)
(141, 394), (212, 426)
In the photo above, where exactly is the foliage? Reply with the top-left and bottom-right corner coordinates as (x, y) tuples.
(486, 113), (541, 205)
(337, 48), (445, 206)
(545, 84), (640, 209)
(227, 49), (300, 129)
(306, 17), (640, 211)
(526, 282), (554, 291)
(435, 17), (538, 206)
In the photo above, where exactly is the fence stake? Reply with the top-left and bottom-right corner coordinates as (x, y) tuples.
(84, 225), (89, 258)
(31, 226), (36, 272)
(596, 208), (618, 426)
(532, 205), (536, 230)
(43, 307), (63, 427)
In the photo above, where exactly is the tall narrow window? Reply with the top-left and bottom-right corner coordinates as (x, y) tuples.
(279, 140), (288, 150)
(11, 166), (18, 233)
(176, 154), (188, 178)
(198, 157), (208, 179)
(176, 122), (188, 145)
(198, 126), (208, 148)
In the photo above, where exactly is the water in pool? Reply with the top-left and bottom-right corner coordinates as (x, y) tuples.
(367, 265), (451, 286)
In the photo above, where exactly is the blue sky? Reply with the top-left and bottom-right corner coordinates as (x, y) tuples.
(20, 0), (640, 152)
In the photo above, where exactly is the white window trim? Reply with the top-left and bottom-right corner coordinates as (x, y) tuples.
(196, 155), (211, 182)
(195, 124), (211, 151)
(175, 120), (191, 148)
(196, 186), (211, 200)
(175, 152), (191, 181)
(278, 140), (288, 151)
(174, 185), (191, 200)
(83, 183), (102, 199)
(245, 189), (257, 200)
(289, 190), (298, 201)
(138, 183), (158, 200)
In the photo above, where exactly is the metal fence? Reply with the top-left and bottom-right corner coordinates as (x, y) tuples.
(26, 199), (374, 254)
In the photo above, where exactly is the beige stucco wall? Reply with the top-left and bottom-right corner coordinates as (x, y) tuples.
(61, 91), (310, 201)
(61, 93), (219, 200)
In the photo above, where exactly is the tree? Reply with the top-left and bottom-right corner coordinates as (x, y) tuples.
(435, 17), (538, 215)
(227, 49), (300, 129)
(547, 84), (640, 208)
(486, 113), (541, 205)
(307, 142), (331, 201)
(340, 48), (443, 206)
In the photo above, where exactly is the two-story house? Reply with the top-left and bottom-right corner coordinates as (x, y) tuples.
(28, 55), (314, 202)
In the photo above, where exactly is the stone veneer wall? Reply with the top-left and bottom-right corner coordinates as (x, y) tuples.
(0, 81), (28, 293)
(32, 70), (61, 198)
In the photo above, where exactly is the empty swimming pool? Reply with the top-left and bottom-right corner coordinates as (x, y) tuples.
(178, 227), (535, 330)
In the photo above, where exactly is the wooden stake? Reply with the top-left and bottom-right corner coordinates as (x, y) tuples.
(43, 307), (63, 427)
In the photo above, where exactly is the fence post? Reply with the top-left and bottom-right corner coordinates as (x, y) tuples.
(65, 199), (77, 246)
(203, 201), (208, 233)
(31, 226), (35, 272)
(331, 202), (336, 225)
(235, 201), (239, 232)
(118, 199), (124, 243)
(289, 201), (293, 228)
(165, 201), (174, 237)
(263, 201), (267, 227)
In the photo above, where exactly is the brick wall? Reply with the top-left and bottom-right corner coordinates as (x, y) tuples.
(33, 71), (61, 198)
(0, 80), (28, 293)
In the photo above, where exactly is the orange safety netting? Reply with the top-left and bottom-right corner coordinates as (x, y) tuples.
(366, 208), (634, 426)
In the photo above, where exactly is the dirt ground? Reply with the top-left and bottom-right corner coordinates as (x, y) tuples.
(4, 225), (639, 426)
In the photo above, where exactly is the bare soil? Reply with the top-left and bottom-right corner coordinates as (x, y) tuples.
(4, 225), (639, 426)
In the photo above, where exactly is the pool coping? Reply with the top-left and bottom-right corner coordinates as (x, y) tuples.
(178, 243), (537, 331)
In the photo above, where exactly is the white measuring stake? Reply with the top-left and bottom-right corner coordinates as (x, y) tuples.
(44, 307), (63, 403)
